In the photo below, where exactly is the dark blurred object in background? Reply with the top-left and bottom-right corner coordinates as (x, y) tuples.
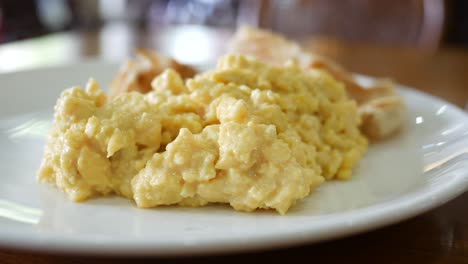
(257, 0), (444, 49)
(0, 0), (467, 48)
(0, 0), (48, 42)
(444, 0), (468, 45)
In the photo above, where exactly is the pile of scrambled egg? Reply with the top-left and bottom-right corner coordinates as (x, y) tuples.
(38, 55), (367, 214)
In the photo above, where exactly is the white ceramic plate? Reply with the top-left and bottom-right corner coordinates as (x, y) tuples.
(1, 61), (468, 256)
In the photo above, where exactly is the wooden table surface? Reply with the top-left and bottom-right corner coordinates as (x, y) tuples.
(0, 25), (467, 263)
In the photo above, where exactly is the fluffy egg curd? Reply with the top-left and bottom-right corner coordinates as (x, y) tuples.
(38, 54), (367, 214)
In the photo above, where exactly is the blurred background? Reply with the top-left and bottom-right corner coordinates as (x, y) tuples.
(0, 0), (466, 47)
(1, 0), (466, 69)
(0, 0), (467, 109)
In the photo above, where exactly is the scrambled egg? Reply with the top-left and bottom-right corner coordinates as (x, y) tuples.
(38, 55), (367, 214)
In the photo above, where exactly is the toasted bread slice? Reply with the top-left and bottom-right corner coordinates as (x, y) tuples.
(109, 49), (196, 98)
